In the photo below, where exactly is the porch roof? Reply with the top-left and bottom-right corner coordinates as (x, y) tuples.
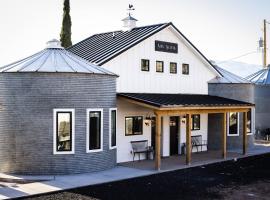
(117, 93), (254, 111)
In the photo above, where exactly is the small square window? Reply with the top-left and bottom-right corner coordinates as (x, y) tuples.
(141, 59), (150, 71)
(156, 61), (164, 72)
(182, 63), (189, 75)
(170, 62), (177, 74)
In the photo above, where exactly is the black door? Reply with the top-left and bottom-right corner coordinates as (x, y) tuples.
(170, 116), (179, 155)
(151, 117), (156, 149)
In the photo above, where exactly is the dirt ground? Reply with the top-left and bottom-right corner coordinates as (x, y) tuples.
(19, 153), (270, 200)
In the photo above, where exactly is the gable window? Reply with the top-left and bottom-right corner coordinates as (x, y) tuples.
(228, 112), (239, 136)
(53, 109), (75, 154)
(109, 108), (117, 148)
(247, 109), (252, 134)
(141, 59), (150, 71)
(87, 109), (103, 152)
(192, 114), (200, 130)
(170, 62), (177, 74)
(156, 61), (164, 72)
(182, 63), (189, 75)
(125, 116), (143, 136)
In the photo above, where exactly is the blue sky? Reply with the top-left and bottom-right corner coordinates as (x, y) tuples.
(0, 0), (269, 66)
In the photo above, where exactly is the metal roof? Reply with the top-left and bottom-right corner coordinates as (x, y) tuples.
(209, 66), (250, 84)
(0, 39), (116, 76)
(118, 93), (254, 108)
(246, 67), (270, 85)
(68, 22), (221, 76)
(122, 15), (138, 21)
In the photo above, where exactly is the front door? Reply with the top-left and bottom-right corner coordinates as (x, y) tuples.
(170, 116), (179, 155)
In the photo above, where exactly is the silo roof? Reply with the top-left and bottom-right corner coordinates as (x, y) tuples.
(209, 66), (251, 84)
(0, 39), (117, 76)
(246, 67), (270, 84)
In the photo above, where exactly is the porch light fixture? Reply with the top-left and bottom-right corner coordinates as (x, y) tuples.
(144, 116), (151, 126)
(181, 116), (186, 124)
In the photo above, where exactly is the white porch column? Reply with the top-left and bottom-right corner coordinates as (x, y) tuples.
(162, 116), (170, 157)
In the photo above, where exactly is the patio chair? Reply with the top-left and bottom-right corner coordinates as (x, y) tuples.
(130, 140), (154, 161)
(191, 135), (207, 152)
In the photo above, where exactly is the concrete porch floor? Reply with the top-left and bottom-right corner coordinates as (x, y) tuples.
(120, 149), (266, 171)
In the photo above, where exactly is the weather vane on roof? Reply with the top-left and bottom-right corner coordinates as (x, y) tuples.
(127, 4), (135, 16)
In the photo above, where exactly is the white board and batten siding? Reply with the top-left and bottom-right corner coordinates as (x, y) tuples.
(104, 26), (218, 94)
(103, 25), (218, 163)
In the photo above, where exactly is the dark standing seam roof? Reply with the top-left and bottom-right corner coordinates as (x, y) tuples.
(68, 22), (222, 76)
(68, 23), (169, 65)
(118, 93), (254, 108)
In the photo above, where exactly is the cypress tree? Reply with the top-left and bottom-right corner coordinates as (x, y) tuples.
(60, 0), (72, 48)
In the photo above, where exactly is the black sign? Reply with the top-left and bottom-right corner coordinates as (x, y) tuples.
(155, 40), (178, 54)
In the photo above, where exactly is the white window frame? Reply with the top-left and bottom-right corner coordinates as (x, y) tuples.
(109, 108), (117, 149)
(86, 108), (103, 153)
(247, 108), (254, 136)
(53, 109), (75, 155)
(227, 112), (239, 136)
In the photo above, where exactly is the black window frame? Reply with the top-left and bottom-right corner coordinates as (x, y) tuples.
(182, 63), (189, 75)
(141, 59), (150, 72)
(125, 116), (143, 136)
(89, 111), (102, 151)
(170, 62), (177, 74)
(191, 114), (200, 130)
(110, 109), (117, 148)
(156, 61), (164, 73)
(56, 111), (73, 152)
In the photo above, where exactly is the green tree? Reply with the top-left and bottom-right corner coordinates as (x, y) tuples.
(60, 0), (72, 48)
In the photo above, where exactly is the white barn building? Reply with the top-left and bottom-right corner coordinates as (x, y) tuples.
(69, 17), (254, 168)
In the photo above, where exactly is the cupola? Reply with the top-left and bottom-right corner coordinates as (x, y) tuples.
(122, 4), (137, 31)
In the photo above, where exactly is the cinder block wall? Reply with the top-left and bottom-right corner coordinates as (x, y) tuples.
(208, 83), (255, 150)
(0, 73), (117, 175)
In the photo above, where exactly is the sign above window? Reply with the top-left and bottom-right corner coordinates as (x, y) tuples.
(155, 40), (178, 54)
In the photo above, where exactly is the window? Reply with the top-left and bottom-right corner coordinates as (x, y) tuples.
(109, 108), (117, 149)
(182, 63), (189, 75)
(228, 112), (239, 136)
(125, 116), (143, 136)
(141, 59), (150, 71)
(192, 114), (200, 130)
(170, 62), (177, 74)
(53, 109), (75, 154)
(156, 61), (164, 72)
(87, 109), (103, 152)
(247, 109), (252, 134)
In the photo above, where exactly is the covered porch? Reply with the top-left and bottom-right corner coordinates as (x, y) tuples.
(118, 93), (255, 170)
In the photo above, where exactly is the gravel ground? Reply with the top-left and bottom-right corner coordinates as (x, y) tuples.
(18, 153), (270, 200)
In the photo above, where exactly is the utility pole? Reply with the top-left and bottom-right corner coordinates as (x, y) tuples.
(263, 19), (267, 68)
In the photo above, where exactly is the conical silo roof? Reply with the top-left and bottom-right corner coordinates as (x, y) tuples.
(246, 67), (270, 85)
(0, 39), (117, 76)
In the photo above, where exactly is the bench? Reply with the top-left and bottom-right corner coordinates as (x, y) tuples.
(191, 135), (207, 152)
(130, 140), (154, 161)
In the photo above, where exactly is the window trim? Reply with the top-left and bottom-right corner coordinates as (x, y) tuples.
(156, 61), (164, 73)
(141, 59), (150, 72)
(53, 109), (75, 155)
(125, 116), (143, 136)
(191, 114), (200, 131)
(247, 109), (253, 135)
(170, 62), (177, 74)
(227, 112), (240, 136)
(182, 63), (189, 75)
(109, 108), (117, 149)
(86, 108), (103, 153)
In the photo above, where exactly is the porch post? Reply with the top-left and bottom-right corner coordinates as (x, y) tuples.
(186, 114), (191, 165)
(243, 112), (247, 155)
(222, 112), (227, 159)
(155, 113), (161, 170)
